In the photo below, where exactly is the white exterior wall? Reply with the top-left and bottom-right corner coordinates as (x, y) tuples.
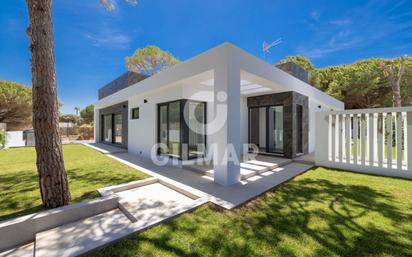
(128, 86), (183, 158)
(308, 98), (339, 153)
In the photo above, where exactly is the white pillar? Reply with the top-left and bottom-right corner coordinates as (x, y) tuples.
(94, 107), (99, 143)
(213, 61), (241, 186)
(315, 112), (329, 166)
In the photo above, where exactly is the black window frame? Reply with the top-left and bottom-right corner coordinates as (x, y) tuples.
(131, 107), (140, 119)
(247, 104), (285, 155)
(101, 112), (123, 145)
(157, 99), (207, 160)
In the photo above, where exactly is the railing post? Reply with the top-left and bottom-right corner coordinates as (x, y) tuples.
(331, 115), (336, 162)
(353, 114), (359, 164)
(360, 114), (366, 165)
(377, 113), (384, 167)
(387, 113), (393, 169)
(345, 114), (351, 163)
(396, 112), (403, 170)
(369, 113), (374, 166)
(407, 112), (412, 171)
(338, 115), (343, 162)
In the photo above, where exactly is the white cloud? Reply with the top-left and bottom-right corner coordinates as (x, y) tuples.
(297, 1), (412, 59)
(310, 10), (320, 21)
(298, 38), (360, 59)
(83, 28), (131, 49)
(98, 0), (138, 11)
(330, 19), (352, 26)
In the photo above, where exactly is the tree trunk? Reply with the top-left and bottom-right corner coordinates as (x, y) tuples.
(26, 0), (71, 208)
(393, 56), (406, 107)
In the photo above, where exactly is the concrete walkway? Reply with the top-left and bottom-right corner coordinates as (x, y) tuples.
(0, 144), (313, 257)
(1, 179), (206, 257)
(85, 142), (128, 154)
(92, 143), (313, 209)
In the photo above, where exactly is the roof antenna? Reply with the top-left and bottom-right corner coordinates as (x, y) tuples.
(262, 38), (282, 60)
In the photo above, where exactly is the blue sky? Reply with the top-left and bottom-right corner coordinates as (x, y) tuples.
(0, 0), (411, 114)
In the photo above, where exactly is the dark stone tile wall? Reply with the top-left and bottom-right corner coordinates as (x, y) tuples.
(98, 101), (128, 148)
(247, 91), (308, 158)
(98, 71), (148, 100)
(276, 62), (310, 84)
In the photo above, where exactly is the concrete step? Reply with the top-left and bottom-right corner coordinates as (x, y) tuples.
(184, 157), (293, 180)
(0, 242), (34, 257)
(35, 208), (133, 257)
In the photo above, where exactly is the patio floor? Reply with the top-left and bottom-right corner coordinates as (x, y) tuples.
(85, 143), (314, 209)
(184, 155), (293, 180)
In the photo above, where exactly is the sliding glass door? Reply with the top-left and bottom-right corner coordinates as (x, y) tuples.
(102, 113), (123, 145)
(267, 106), (284, 153)
(168, 101), (181, 157)
(103, 114), (112, 143)
(157, 99), (206, 159)
(159, 105), (168, 154)
(188, 101), (206, 158)
(113, 114), (123, 144)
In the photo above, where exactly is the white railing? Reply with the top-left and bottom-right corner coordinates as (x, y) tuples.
(315, 107), (412, 179)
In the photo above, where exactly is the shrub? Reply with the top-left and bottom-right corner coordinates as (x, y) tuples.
(78, 124), (94, 140)
(0, 130), (5, 148)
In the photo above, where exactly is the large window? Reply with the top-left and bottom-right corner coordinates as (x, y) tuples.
(103, 114), (112, 143)
(102, 113), (123, 145)
(114, 114), (123, 144)
(157, 99), (206, 159)
(267, 106), (284, 154)
(188, 101), (206, 158)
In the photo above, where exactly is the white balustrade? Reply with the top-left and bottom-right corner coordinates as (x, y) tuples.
(316, 107), (412, 179)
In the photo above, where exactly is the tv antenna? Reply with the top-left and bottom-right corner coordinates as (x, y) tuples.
(262, 38), (282, 59)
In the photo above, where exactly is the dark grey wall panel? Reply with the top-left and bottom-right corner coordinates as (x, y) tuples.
(98, 101), (128, 148)
(247, 91), (308, 158)
(98, 72), (147, 100)
(276, 62), (310, 84)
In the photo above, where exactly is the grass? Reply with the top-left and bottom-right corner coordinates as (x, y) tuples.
(88, 167), (412, 257)
(0, 144), (149, 221)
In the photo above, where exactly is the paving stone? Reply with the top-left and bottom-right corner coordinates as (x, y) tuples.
(35, 209), (132, 257)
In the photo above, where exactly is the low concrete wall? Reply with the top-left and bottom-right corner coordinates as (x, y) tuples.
(0, 195), (119, 252)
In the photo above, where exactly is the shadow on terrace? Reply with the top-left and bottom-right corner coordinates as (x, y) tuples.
(87, 168), (412, 257)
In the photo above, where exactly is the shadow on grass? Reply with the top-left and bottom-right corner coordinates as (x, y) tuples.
(87, 176), (412, 257)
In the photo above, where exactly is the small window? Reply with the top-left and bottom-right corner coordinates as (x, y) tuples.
(131, 107), (139, 119)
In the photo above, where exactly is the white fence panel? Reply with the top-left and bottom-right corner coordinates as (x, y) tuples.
(5, 131), (25, 148)
(315, 107), (412, 179)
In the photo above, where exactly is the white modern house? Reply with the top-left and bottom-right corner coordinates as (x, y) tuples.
(94, 42), (344, 186)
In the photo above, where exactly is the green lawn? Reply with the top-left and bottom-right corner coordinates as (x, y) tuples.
(0, 144), (149, 221)
(88, 167), (412, 257)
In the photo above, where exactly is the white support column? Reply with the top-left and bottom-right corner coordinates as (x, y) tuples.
(315, 112), (329, 165)
(213, 61), (241, 186)
(94, 107), (100, 143)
